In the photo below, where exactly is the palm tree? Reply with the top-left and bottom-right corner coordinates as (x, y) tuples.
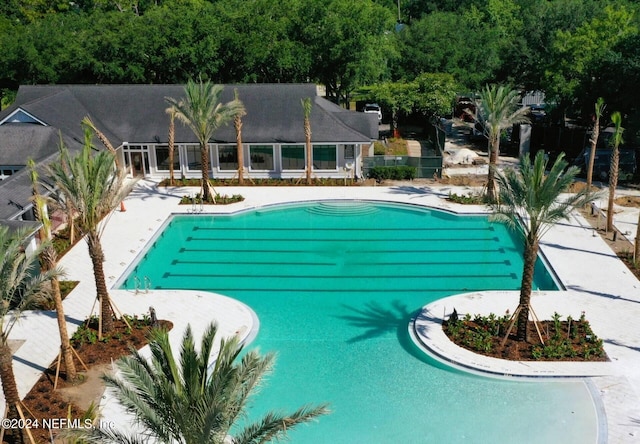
(492, 151), (593, 341)
(475, 84), (530, 201)
(82, 116), (127, 212)
(79, 323), (329, 443)
(585, 98), (606, 192)
(165, 79), (244, 202)
(46, 130), (131, 337)
(165, 107), (177, 186)
(0, 226), (61, 441)
(606, 111), (624, 232)
(28, 159), (78, 382)
(234, 89), (247, 185)
(302, 97), (313, 185)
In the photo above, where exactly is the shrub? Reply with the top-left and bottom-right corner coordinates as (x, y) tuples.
(367, 165), (416, 182)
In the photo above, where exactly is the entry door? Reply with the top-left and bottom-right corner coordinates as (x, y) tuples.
(131, 152), (145, 177)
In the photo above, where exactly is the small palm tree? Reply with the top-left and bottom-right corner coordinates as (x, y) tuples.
(492, 151), (594, 341)
(0, 226), (61, 441)
(302, 97), (313, 185)
(234, 89), (247, 185)
(79, 323), (329, 443)
(28, 159), (78, 382)
(165, 79), (244, 202)
(475, 84), (530, 201)
(46, 129), (131, 337)
(165, 107), (177, 186)
(606, 111), (624, 232)
(585, 98), (606, 192)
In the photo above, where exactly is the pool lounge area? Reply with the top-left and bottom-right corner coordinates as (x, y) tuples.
(5, 181), (640, 443)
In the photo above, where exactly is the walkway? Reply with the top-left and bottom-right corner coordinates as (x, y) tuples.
(2, 180), (640, 442)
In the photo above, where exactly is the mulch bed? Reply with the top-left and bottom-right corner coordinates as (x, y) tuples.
(2, 318), (171, 444)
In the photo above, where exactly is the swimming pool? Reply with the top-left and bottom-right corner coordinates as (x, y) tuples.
(121, 200), (598, 443)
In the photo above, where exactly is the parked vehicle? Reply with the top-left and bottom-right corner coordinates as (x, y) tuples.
(454, 96), (476, 122)
(364, 103), (382, 124)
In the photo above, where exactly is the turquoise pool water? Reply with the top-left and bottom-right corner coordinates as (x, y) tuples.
(121, 201), (598, 443)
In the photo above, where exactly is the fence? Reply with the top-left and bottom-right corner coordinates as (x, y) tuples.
(362, 155), (443, 179)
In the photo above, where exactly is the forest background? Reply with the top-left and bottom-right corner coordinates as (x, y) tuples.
(1, 0), (639, 142)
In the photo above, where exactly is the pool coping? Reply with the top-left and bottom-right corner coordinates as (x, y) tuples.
(6, 181), (640, 443)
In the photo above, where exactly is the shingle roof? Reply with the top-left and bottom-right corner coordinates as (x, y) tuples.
(0, 83), (377, 225)
(5, 84), (378, 145)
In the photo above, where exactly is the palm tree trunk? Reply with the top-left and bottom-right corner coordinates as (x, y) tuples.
(168, 113), (175, 186)
(236, 115), (244, 185)
(87, 232), (114, 334)
(586, 124), (599, 192)
(0, 342), (23, 441)
(516, 239), (539, 341)
(606, 146), (620, 232)
(635, 211), (640, 263)
(486, 135), (500, 202)
(52, 276), (77, 380)
(201, 143), (211, 202)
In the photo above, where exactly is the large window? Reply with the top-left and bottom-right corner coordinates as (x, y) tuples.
(313, 145), (337, 169)
(155, 145), (180, 171)
(249, 145), (274, 170)
(185, 145), (201, 171)
(281, 145), (305, 170)
(218, 145), (237, 170)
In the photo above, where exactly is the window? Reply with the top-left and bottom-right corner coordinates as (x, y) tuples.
(249, 145), (274, 170)
(313, 145), (337, 169)
(282, 145), (305, 170)
(218, 145), (237, 170)
(185, 145), (201, 170)
(345, 144), (355, 159)
(155, 145), (180, 171)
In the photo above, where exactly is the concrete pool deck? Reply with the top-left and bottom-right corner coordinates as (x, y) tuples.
(3, 180), (640, 442)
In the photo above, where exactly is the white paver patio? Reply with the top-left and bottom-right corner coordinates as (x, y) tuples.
(2, 180), (640, 442)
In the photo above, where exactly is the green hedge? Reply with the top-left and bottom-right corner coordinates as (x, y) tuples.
(367, 165), (416, 182)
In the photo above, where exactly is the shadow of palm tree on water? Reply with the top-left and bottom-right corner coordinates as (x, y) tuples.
(336, 300), (433, 364)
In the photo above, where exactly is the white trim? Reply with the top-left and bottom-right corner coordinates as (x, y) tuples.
(0, 108), (48, 126)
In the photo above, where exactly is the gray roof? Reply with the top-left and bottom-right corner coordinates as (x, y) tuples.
(0, 124), (66, 165)
(0, 83), (377, 225)
(3, 84), (378, 145)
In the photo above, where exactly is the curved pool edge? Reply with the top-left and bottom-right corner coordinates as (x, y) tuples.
(409, 290), (611, 444)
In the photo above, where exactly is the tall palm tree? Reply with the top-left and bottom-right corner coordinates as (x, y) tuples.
(0, 226), (61, 441)
(606, 111), (624, 232)
(79, 323), (329, 443)
(234, 89), (247, 185)
(165, 80), (244, 202)
(492, 151), (593, 341)
(585, 98), (606, 192)
(46, 130), (131, 337)
(82, 116), (127, 212)
(475, 84), (530, 201)
(28, 159), (78, 382)
(302, 97), (313, 185)
(165, 107), (177, 186)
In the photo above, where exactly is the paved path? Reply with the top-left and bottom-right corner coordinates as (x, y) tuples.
(3, 180), (640, 443)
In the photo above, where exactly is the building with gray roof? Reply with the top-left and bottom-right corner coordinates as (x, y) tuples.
(0, 83), (377, 228)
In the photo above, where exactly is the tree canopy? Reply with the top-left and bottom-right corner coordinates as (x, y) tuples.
(1, 0), (639, 141)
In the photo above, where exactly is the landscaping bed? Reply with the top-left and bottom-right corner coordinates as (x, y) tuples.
(3, 317), (171, 444)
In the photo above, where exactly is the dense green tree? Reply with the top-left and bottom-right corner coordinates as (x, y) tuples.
(304, 0), (396, 105)
(543, 4), (637, 115)
(413, 72), (458, 120)
(77, 323), (329, 443)
(364, 81), (415, 137)
(492, 152), (592, 341)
